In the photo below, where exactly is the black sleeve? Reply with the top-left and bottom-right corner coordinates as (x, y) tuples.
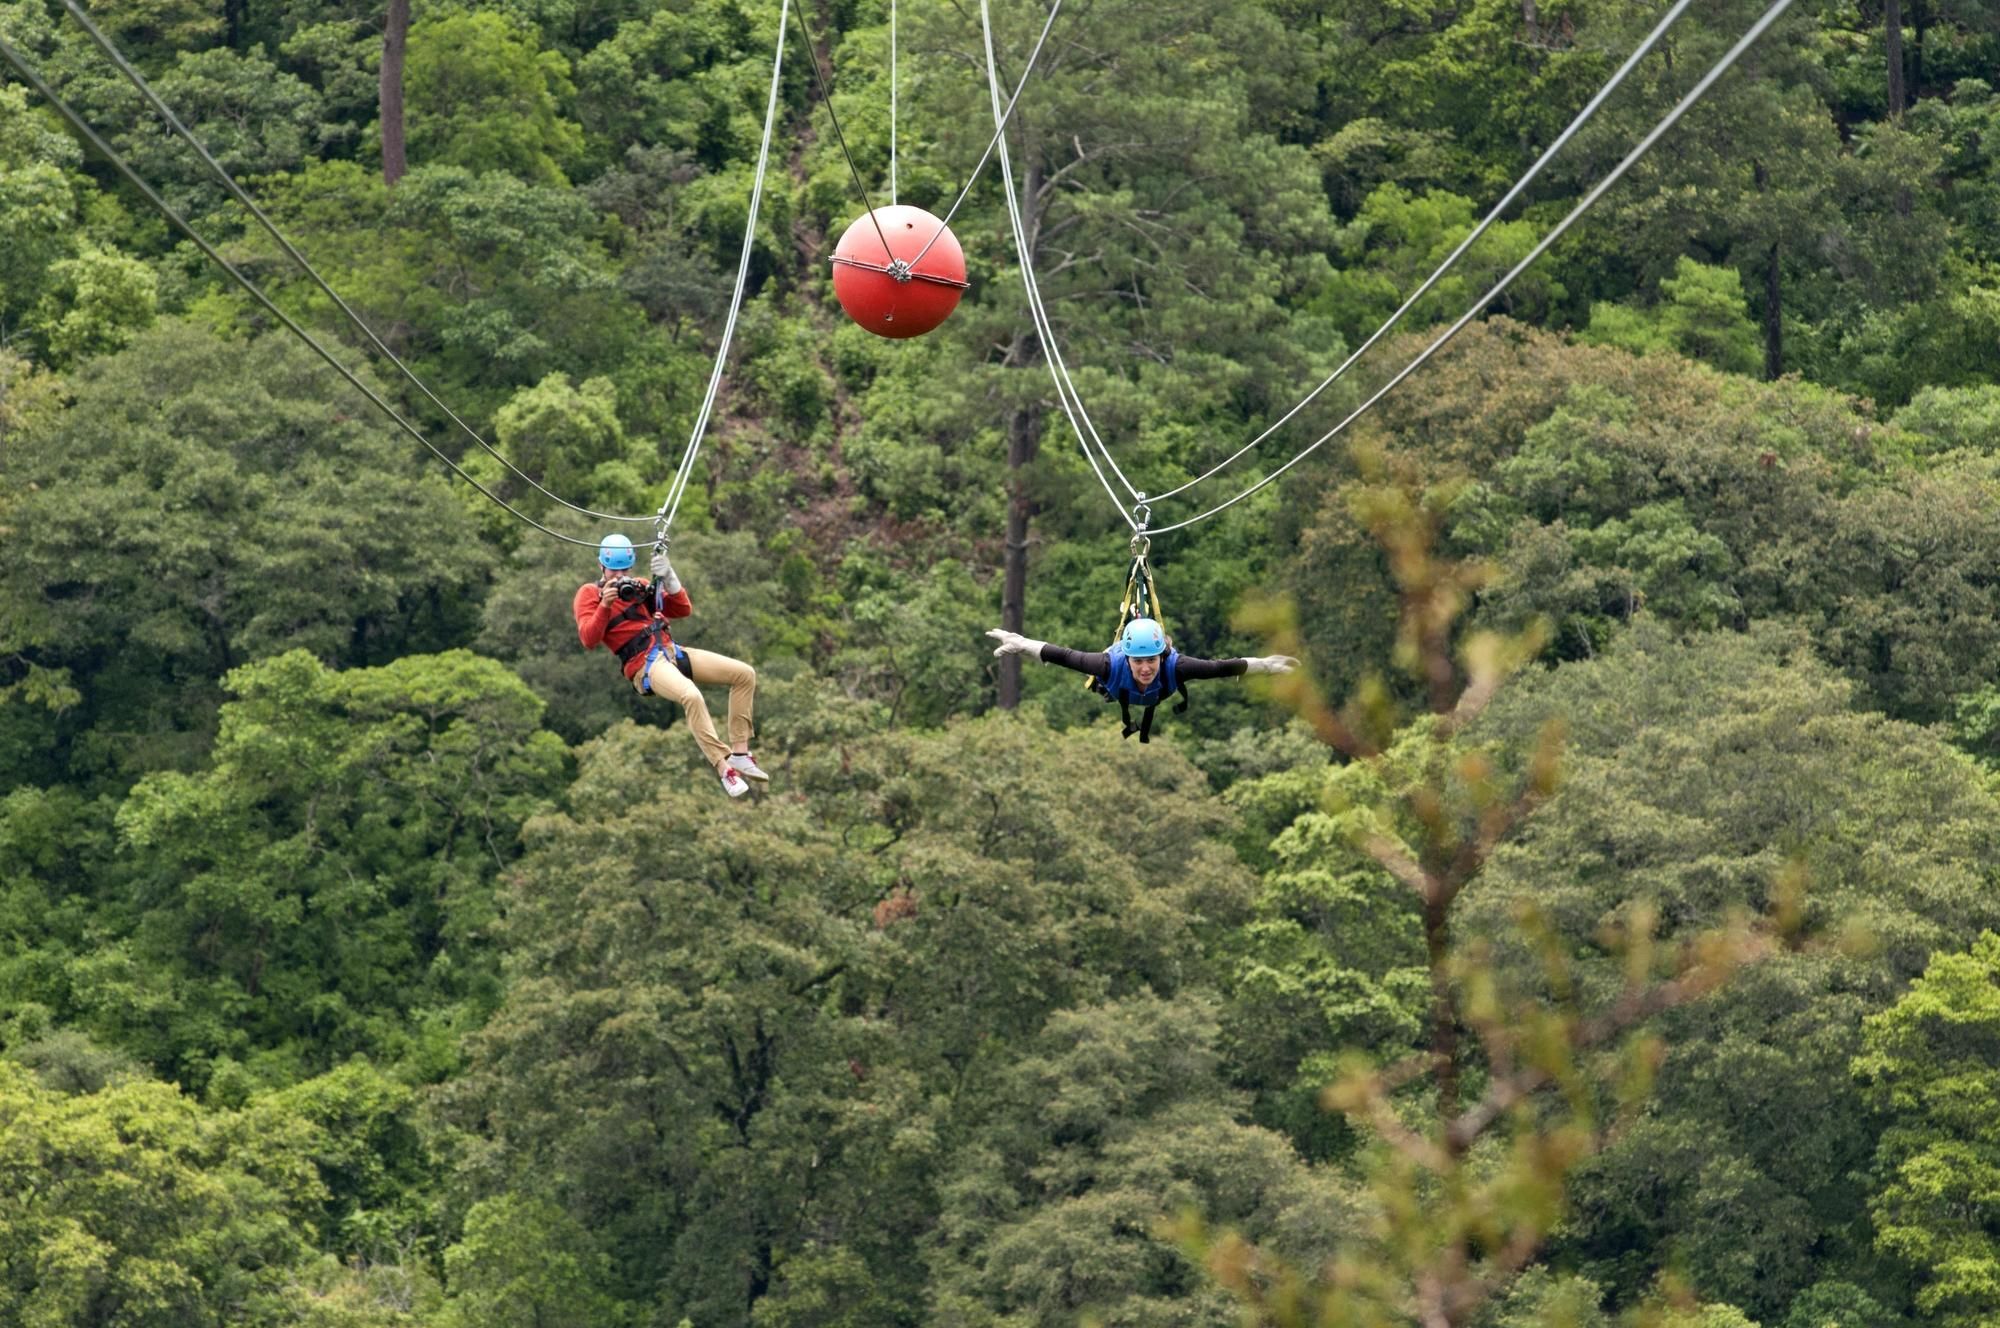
(1036, 643), (1112, 678)
(1175, 655), (1249, 680)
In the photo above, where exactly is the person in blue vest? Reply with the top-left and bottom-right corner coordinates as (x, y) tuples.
(986, 618), (1297, 742)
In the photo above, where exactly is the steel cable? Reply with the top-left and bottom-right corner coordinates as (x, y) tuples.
(0, 31), (619, 549)
(1145, 0), (1798, 535)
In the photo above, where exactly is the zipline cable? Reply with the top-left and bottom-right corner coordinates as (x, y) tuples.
(1143, 0), (1798, 536)
(890, 0), (898, 205)
(905, 0), (1063, 272)
(59, 0), (791, 548)
(61, 0), (668, 526)
(978, 0), (1139, 530)
(980, 0), (1696, 512)
(0, 32), (612, 551)
(655, 0), (791, 537)
(792, 0), (898, 261)
(1141, 0), (1698, 505)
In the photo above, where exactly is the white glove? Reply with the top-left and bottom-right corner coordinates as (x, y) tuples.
(987, 628), (1046, 658)
(649, 549), (681, 594)
(1244, 655), (1299, 675)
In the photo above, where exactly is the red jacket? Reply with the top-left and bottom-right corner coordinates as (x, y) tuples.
(574, 580), (694, 679)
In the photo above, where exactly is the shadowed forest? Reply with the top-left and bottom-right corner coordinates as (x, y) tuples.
(5, 0), (2000, 1324)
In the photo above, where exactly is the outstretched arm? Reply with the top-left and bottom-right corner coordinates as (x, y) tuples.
(1174, 653), (1299, 680)
(987, 628), (1111, 679)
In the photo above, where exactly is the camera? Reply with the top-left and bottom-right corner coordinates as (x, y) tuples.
(614, 576), (648, 602)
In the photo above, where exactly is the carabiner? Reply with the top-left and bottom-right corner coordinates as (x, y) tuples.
(1129, 493), (1152, 557)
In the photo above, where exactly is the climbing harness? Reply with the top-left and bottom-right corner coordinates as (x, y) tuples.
(1094, 641), (1186, 744)
(1109, 500), (1161, 635)
(1084, 501), (1187, 743)
(605, 581), (696, 699)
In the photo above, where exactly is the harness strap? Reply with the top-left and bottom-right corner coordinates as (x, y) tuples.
(1113, 679), (1186, 744)
(603, 580), (691, 694)
(1088, 554), (1160, 694)
(1116, 697), (1156, 744)
(636, 639), (694, 695)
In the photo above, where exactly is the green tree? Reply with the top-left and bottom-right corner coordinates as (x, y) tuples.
(126, 46), (333, 215)
(1312, 183), (1555, 345)
(404, 12), (583, 185)
(34, 244), (158, 367)
(0, 320), (484, 785)
(926, 994), (1356, 1327)
(446, 707), (1255, 1325)
(1581, 257), (1762, 377)
(0, 1062), (322, 1328)
(1854, 932), (2000, 1327)
(1218, 745), (1430, 1160)
(105, 649), (564, 1082)
(1469, 622), (2000, 1317)
(258, 161), (649, 419)
(0, 84), (86, 350)
(481, 370), (631, 509)
(1179, 469), (1785, 1327)
(1777, 1281), (1898, 1328)
(572, 0), (770, 170)
(1891, 383), (2000, 453)
(433, 1194), (626, 1328)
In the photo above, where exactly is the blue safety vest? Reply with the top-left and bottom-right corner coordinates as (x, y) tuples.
(1092, 643), (1189, 743)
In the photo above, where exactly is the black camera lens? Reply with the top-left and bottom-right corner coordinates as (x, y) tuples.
(616, 577), (646, 602)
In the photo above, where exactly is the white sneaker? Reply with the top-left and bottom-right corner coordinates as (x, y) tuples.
(727, 752), (770, 783)
(718, 766), (750, 798)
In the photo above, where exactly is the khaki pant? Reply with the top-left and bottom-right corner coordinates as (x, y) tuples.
(634, 647), (757, 770)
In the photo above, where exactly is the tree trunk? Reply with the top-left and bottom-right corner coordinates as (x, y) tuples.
(998, 400), (1041, 709)
(1886, 0), (1907, 116)
(997, 147), (1046, 711)
(1425, 895), (1460, 1128)
(225, 0), (245, 49)
(1754, 160), (1782, 380)
(1762, 241), (1782, 380)
(1521, 0), (1540, 46)
(1911, 0), (1927, 100)
(380, 0), (411, 186)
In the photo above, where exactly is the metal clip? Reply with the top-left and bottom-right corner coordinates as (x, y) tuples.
(1129, 494), (1151, 558)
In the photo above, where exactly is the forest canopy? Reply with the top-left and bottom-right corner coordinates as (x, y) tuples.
(3, 0), (1999, 1323)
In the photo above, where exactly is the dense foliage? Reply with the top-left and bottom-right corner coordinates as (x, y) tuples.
(3, 0), (1998, 1322)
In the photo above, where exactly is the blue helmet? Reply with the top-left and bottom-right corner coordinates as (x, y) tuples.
(1120, 617), (1167, 658)
(597, 533), (635, 569)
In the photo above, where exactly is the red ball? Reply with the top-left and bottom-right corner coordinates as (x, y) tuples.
(831, 205), (968, 339)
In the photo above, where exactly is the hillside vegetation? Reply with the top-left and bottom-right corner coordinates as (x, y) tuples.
(4, 0), (2000, 1323)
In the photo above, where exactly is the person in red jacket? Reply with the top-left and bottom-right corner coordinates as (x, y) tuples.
(574, 533), (766, 798)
